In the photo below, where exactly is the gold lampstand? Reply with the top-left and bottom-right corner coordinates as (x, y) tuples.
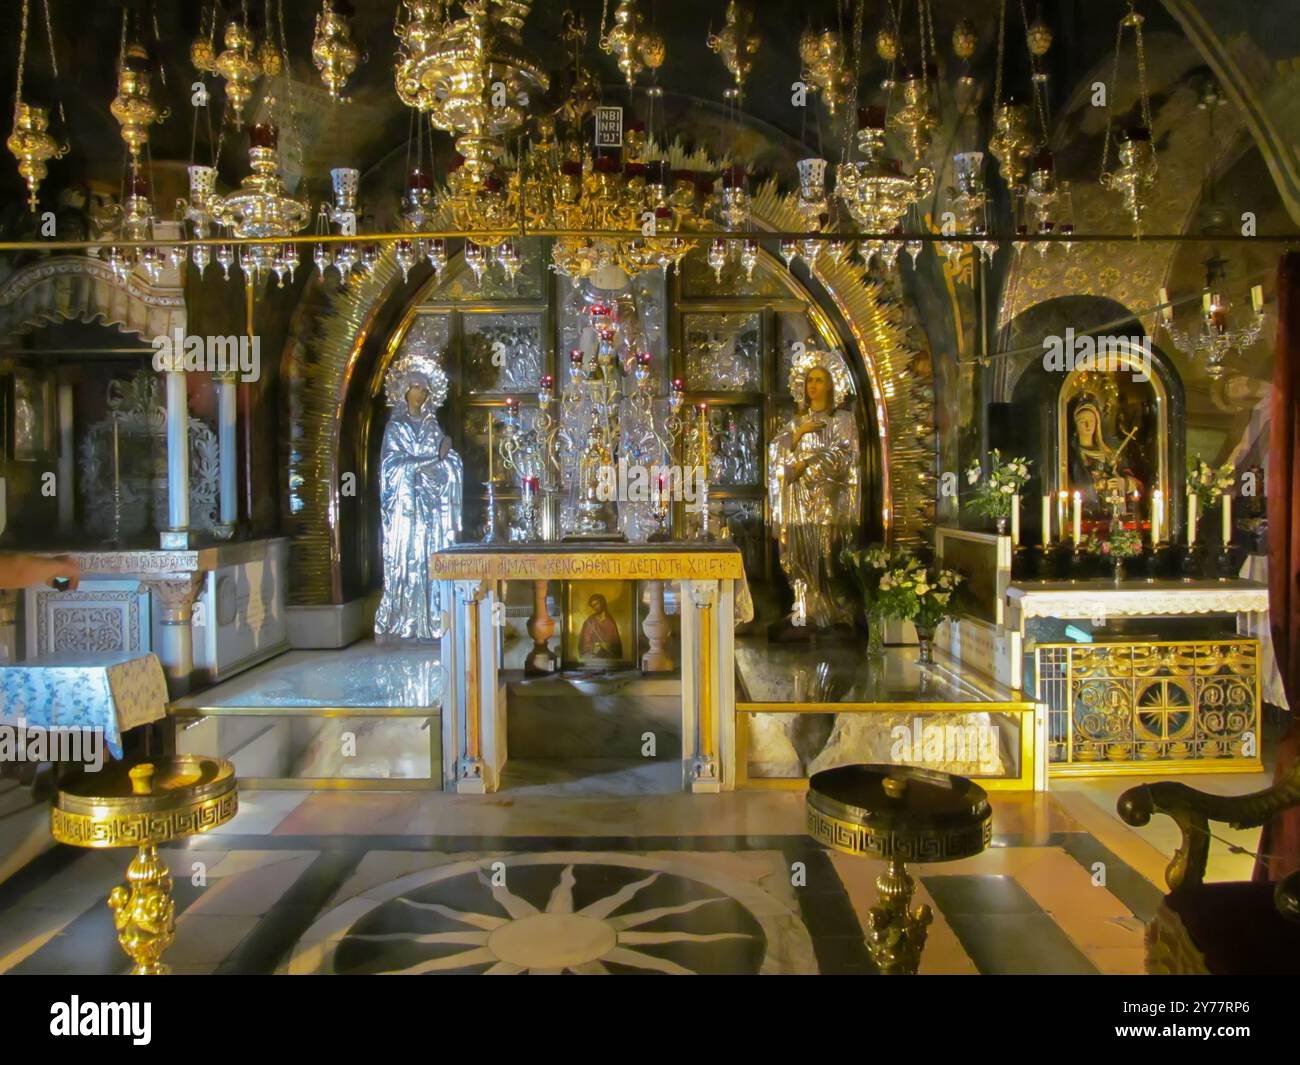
(51, 756), (238, 975)
(807, 764), (991, 975)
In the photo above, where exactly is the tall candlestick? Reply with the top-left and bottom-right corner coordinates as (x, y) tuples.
(1222, 492), (1232, 545)
(487, 413), (495, 482)
(1058, 490), (1069, 542)
(1187, 491), (1198, 546)
(1071, 491), (1082, 546)
(1152, 489), (1163, 544)
(697, 403), (709, 481)
(1041, 494), (1051, 546)
(1011, 493), (1020, 545)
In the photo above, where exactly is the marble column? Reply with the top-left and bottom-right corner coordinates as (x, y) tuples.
(213, 371), (238, 540)
(0, 590), (18, 665)
(56, 381), (75, 534)
(680, 578), (736, 793)
(160, 364), (191, 549)
(443, 579), (504, 793)
(146, 574), (205, 696)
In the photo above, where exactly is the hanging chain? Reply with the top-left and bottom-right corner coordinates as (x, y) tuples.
(841, 0), (865, 167)
(1099, 12), (1125, 178)
(276, 0), (303, 180)
(1020, 0), (1048, 143)
(14, 0), (30, 121)
(151, 0), (166, 90)
(882, 0), (899, 121)
(993, 0), (1007, 113)
(39, 0), (65, 131)
(1133, 3), (1152, 130)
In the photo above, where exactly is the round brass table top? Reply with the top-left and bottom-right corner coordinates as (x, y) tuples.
(51, 756), (238, 849)
(806, 764), (992, 862)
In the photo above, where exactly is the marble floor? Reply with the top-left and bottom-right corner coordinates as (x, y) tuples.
(0, 767), (1270, 975)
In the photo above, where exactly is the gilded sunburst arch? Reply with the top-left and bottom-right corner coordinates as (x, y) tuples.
(280, 162), (935, 605)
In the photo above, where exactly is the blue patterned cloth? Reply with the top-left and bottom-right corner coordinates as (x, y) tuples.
(0, 652), (169, 759)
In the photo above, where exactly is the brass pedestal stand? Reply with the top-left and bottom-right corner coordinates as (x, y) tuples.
(51, 756), (238, 975)
(807, 764), (991, 974)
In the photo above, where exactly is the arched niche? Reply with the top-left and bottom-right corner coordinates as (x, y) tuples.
(279, 185), (933, 606)
(1004, 296), (1186, 542)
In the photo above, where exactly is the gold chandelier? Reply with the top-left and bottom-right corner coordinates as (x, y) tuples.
(395, 0), (548, 189)
(210, 123), (311, 279)
(835, 116), (933, 269)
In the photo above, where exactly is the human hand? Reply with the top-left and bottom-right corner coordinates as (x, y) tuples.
(0, 552), (80, 591)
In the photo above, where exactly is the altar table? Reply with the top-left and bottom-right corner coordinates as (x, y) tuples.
(431, 543), (744, 793)
(0, 651), (168, 759)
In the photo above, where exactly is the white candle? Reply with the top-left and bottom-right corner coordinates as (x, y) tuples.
(1188, 491), (1198, 547)
(1222, 492), (1232, 545)
(1251, 284), (1264, 313)
(1041, 494), (1051, 546)
(1202, 291), (1212, 315)
(1072, 491), (1082, 546)
(1058, 490), (1069, 542)
(1157, 286), (1171, 321)
(1152, 489), (1163, 544)
(1011, 493), (1020, 545)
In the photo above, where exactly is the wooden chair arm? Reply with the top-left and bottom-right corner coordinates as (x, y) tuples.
(1118, 759), (1300, 892)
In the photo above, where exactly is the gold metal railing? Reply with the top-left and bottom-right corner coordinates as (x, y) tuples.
(1034, 639), (1262, 776)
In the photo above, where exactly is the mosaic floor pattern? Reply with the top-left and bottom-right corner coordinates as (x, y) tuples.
(0, 784), (1196, 975)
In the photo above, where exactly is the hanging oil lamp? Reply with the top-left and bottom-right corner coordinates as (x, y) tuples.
(215, 17), (261, 117)
(706, 2), (761, 100)
(111, 43), (166, 166)
(312, 0), (362, 101)
(7, 0), (68, 212)
(1098, 3), (1157, 233)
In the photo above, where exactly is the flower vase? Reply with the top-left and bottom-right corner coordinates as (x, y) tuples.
(915, 623), (935, 664)
(1111, 556), (1125, 583)
(867, 606), (886, 657)
(995, 516), (1008, 536)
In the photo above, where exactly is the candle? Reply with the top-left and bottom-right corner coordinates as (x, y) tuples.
(1222, 492), (1232, 545)
(1202, 291), (1212, 316)
(1057, 490), (1069, 541)
(1157, 286), (1171, 321)
(1251, 284), (1264, 313)
(1011, 493), (1020, 545)
(1041, 494), (1052, 546)
(1188, 491), (1198, 546)
(487, 414), (495, 482)
(697, 403), (709, 481)
(1072, 491), (1082, 547)
(1152, 489), (1163, 543)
